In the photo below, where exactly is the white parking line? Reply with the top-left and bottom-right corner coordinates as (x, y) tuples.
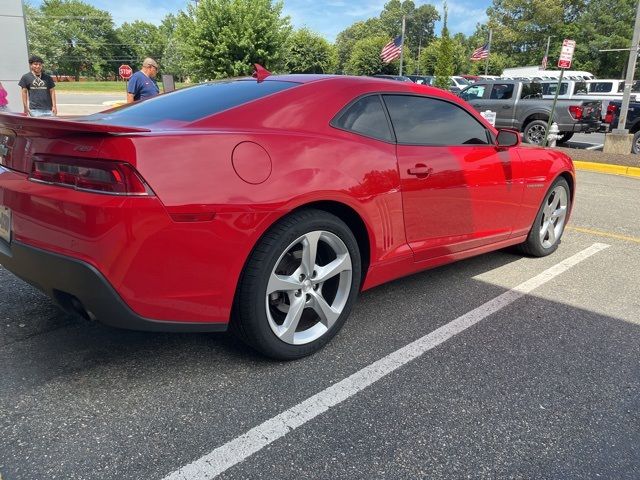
(162, 242), (611, 480)
(585, 144), (604, 150)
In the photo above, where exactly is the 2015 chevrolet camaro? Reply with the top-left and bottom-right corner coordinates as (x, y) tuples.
(0, 73), (574, 359)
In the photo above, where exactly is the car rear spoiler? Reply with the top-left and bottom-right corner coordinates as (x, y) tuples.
(0, 112), (150, 137)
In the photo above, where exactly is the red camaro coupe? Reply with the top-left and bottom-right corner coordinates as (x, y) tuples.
(0, 73), (573, 359)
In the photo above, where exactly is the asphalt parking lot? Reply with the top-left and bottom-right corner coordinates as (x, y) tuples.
(1, 170), (639, 480)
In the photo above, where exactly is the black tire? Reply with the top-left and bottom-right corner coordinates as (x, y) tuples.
(632, 131), (640, 154)
(518, 177), (571, 257)
(523, 120), (548, 145)
(232, 209), (361, 360)
(558, 132), (574, 144)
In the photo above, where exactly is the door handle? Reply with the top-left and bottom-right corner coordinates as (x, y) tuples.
(472, 104), (481, 108)
(502, 105), (511, 109)
(407, 165), (433, 178)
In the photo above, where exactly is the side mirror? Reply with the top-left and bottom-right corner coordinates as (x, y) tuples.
(496, 129), (521, 148)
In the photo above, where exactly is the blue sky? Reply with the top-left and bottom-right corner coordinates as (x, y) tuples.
(30, 0), (490, 42)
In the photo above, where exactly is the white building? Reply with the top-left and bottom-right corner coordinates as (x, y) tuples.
(0, 0), (29, 112)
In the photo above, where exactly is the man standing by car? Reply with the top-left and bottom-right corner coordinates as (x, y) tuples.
(19, 55), (57, 117)
(126, 58), (160, 103)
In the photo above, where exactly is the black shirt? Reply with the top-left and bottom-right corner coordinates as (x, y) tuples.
(18, 72), (56, 110)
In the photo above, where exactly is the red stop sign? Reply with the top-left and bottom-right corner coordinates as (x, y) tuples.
(119, 64), (133, 80)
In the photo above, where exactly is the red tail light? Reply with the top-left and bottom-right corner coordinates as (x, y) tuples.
(568, 105), (583, 120)
(604, 104), (618, 124)
(29, 155), (153, 196)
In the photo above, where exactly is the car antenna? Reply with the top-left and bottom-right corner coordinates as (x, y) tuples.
(252, 64), (271, 83)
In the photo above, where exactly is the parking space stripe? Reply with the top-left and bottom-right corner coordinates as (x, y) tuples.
(162, 243), (610, 480)
(567, 226), (640, 244)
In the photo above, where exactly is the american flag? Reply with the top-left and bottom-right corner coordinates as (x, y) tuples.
(380, 36), (403, 64)
(470, 43), (490, 61)
(541, 55), (548, 70)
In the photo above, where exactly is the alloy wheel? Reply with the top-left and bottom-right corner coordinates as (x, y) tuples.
(265, 230), (353, 345)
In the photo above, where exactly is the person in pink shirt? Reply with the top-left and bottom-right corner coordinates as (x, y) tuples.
(0, 81), (8, 112)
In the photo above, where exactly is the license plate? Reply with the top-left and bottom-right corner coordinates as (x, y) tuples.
(0, 206), (11, 244)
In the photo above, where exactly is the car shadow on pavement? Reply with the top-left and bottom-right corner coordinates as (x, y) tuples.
(0, 247), (639, 480)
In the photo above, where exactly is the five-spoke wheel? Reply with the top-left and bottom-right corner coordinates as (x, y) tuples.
(233, 210), (361, 359)
(519, 177), (571, 257)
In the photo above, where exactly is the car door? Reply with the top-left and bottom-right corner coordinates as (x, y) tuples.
(382, 94), (524, 262)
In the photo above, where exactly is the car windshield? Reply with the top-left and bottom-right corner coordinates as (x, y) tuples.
(83, 79), (300, 127)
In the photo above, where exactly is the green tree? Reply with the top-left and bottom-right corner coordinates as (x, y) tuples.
(27, 0), (118, 79)
(116, 21), (166, 68)
(334, 19), (385, 72)
(572, 0), (635, 77)
(284, 28), (337, 73)
(434, 3), (454, 89)
(24, 4), (65, 74)
(485, 0), (585, 70)
(345, 36), (395, 76)
(380, 0), (440, 58)
(177, 0), (291, 80)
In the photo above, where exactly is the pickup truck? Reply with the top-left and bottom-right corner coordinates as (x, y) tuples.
(540, 79), (637, 114)
(604, 100), (640, 153)
(459, 80), (602, 145)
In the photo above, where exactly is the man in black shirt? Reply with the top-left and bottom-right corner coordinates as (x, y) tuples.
(19, 55), (57, 117)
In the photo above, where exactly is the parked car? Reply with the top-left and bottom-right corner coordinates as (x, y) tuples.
(604, 100), (640, 153)
(406, 75), (434, 85)
(449, 75), (471, 93)
(461, 75), (481, 83)
(459, 80), (602, 144)
(372, 74), (413, 82)
(0, 74), (575, 359)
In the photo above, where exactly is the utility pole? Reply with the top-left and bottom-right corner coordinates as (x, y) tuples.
(603, 0), (640, 153)
(399, 15), (406, 76)
(615, 0), (640, 133)
(543, 36), (551, 69)
(484, 29), (492, 75)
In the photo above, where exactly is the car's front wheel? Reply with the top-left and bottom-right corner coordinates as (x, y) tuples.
(519, 177), (571, 257)
(233, 210), (361, 360)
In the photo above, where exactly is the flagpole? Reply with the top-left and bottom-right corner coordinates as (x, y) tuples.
(484, 29), (492, 75)
(399, 15), (406, 76)
(543, 35), (551, 70)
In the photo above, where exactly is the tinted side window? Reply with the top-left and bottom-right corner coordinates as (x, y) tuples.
(459, 85), (486, 101)
(589, 82), (613, 93)
(490, 84), (514, 99)
(332, 95), (393, 142)
(575, 82), (588, 94)
(520, 83), (542, 99)
(383, 95), (489, 146)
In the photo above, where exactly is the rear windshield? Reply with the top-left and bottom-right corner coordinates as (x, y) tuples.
(84, 79), (299, 127)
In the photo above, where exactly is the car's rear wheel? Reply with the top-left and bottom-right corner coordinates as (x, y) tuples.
(523, 120), (548, 145)
(233, 210), (361, 360)
(519, 177), (570, 257)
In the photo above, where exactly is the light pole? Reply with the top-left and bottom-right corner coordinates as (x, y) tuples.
(604, 0), (640, 153)
(615, 0), (640, 133)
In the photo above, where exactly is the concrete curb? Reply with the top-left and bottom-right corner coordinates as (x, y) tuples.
(574, 161), (640, 178)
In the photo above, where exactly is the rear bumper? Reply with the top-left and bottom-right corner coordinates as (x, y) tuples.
(0, 239), (227, 332)
(570, 121), (601, 133)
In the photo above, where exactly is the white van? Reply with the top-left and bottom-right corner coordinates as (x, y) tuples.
(501, 66), (595, 81)
(585, 79), (640, 95)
